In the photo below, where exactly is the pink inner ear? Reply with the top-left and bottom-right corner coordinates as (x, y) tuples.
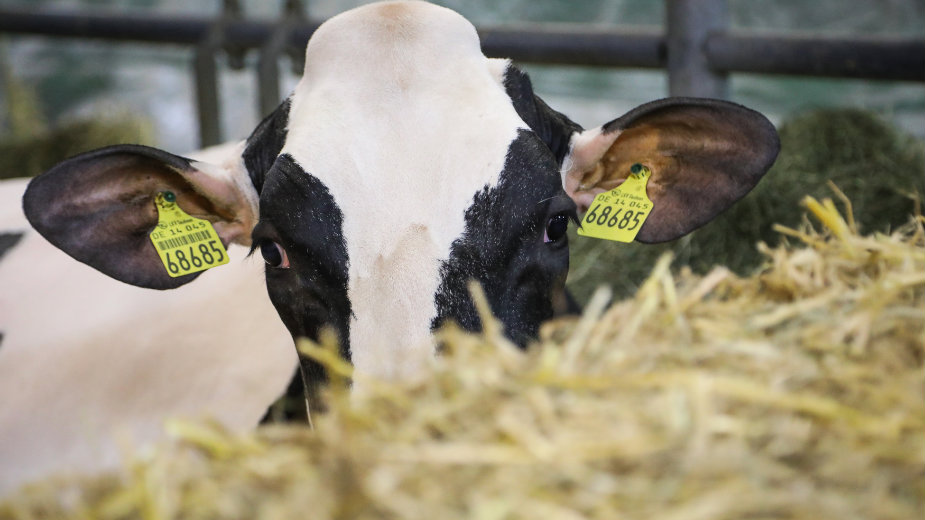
(570, 192), (599, 214)
(183, 161), (259, 247)
(562, 126), (623, 212)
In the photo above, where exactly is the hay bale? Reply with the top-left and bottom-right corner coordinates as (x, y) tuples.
(1, 196), (922, 520)
(567, 108), (925, 302)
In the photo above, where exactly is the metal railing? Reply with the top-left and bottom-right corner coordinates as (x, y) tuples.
(1, 0), (922, 146)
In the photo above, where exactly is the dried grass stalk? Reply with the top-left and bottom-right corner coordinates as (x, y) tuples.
(3, 196), (923, 520)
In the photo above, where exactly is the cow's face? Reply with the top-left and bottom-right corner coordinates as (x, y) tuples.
(245, 3), (583, 381)
(24, 1), (779, 387)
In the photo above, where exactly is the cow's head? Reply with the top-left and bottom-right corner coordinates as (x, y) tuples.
(23, 2), (779, 387)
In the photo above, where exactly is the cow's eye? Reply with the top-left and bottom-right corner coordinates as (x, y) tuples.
(544, 213), (570, 243)
(259, 240), (290, 268)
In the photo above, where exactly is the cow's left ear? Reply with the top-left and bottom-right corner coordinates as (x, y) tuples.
(23, 144), (258, 289)
(562, 98), (780, 243)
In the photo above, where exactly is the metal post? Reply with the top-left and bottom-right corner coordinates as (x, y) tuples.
(193, 46), (221, 148)
(256, 35), (283, 119)
(288, 0), (309, 75)
(257, 0), (305, 118)
(666, 0), (729, 98)
(193, 0), (244, 148)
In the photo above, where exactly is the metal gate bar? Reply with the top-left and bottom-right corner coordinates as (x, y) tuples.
(1, 4), (922, 146)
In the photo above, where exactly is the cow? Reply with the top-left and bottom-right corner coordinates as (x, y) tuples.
(8, 0), (779, 492)
(0, 148), (296, 494)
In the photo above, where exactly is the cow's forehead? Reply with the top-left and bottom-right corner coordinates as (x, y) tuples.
(274, 1), (533, 381)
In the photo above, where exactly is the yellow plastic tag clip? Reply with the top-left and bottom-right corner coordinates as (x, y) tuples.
(149, 191), (229, 277)
(577, 163), (654, 243)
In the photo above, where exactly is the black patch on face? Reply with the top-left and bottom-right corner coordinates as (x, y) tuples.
(0, 232), (24, 262)
(431, 130), (576, 347)
(251, 153), (351, 394)
(502, 65), (583, 164)
(243, 98), (291, 194)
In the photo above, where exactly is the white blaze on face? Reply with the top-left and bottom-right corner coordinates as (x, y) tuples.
(281, 2), (525, 382)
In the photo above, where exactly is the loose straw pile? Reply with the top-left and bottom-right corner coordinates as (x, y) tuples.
(3, 195), (923, 520)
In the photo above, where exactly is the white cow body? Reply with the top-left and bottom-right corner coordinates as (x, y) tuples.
(0, 171), (296, 494)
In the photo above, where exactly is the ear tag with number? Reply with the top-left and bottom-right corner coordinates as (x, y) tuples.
(577, 163), (654, 243)
(149, 191), (229, 277)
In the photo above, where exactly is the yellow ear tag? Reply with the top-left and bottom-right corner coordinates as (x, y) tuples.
(149, 191), (229, 277)
(577, 163), (654, 243)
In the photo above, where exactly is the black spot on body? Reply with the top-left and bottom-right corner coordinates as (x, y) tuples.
(1, 232), (25, 350)
(0, 232), (24, 262)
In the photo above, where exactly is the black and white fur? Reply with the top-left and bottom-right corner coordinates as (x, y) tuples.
(12, 0), (779, 492)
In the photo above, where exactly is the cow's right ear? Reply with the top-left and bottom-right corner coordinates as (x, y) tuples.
(23, 144), (258, 290)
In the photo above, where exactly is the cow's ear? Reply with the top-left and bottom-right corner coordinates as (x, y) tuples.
(562, 98), (780, 243)
(23, 144), (258, 289)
